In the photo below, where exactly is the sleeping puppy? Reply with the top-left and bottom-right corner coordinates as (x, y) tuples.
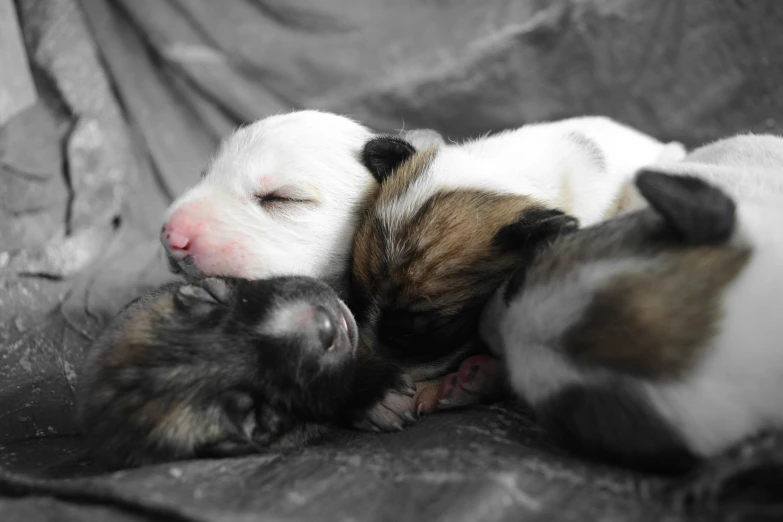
(479, 134), (783, 478)
(160, 110), (376, 296)
(352, 116), (685, 394)
(160, 110), (449, 298)
(76, 275), (406, 469)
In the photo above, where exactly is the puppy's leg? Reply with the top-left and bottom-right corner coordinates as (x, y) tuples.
(414, 355), (507, 415)
(346, 341), (417, 432)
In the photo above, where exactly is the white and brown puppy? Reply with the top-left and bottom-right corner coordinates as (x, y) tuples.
(479, 134), (783, 475)
(353, 116), (686, 389)
(160, 110), (376, 295)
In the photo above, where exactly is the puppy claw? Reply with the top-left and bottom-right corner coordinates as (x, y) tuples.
(353, 375), (417, 432)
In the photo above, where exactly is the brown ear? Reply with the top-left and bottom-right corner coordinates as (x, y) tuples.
(635, 170), (736, 244)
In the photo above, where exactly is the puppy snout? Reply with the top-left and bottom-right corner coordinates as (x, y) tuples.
(165, 229), (191, 252)
(312, 306), (337, 351)
(161, 213), (193, 255)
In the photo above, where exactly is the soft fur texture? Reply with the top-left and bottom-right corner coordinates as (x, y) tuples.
(160, 110), (376, 295)
(77, 276), (361, 468)
(480, 134), (783, 475)
(353, 116), (685, 383)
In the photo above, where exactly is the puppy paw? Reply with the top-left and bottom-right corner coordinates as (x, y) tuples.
(352, 374), (417, 432)
(414, 355), (505, 415)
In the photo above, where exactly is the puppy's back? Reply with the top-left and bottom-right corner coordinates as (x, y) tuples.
(483, 147), (783, 468)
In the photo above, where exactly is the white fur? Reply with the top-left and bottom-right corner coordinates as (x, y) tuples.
(161, 110), (375, 286)
(646, 200), (783, 456)
(480, 258), (657, 404)
(481, 133), (783, 458)
(624, 133), (783, 211)
(261, 300), (316, 339)
(379, 116), (685, 233)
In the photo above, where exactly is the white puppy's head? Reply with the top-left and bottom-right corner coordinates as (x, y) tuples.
(161, 110), (376, 287)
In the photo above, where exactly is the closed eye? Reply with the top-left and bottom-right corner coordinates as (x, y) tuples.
(255, 193), (309, 206)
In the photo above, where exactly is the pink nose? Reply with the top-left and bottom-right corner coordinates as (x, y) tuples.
(161, 209), (196, 253)
(165, 229), (190, 251)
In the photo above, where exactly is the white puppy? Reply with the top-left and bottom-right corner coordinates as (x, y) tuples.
(160, 110), (376, 294)
(480, 134), (783, 475)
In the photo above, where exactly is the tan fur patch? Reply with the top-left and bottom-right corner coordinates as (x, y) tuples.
(353, 148), (437, 295)
(563, 247), (751, 379)
(377, 147), (439, 203)
(355, 185), (548, 316)
(105, 294), (175, 369)
(147, 401), (224, 450)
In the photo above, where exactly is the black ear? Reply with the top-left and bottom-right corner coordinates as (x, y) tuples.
(494, 208), (579, 252)
(635, 170), (736, 244)
(361, 136), (416, 183)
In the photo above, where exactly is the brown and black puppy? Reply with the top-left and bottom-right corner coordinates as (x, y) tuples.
(351, 116), (681, 393)
(76, 276), (401, 468)
(352, 141), (578, 385)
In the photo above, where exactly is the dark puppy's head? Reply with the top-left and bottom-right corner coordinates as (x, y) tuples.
(77, 276), (358, 468)
(352, 136), (577, 379)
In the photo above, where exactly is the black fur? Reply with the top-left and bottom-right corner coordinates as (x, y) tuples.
(635, 170), (736, 244)
(494, 208), (580, 252)
(375, 306), (485, 366)
(498, 209), (579, 305)
(360, 136), (417, 182)
(502, 264), (530, 307)
(537, 382), (701, 475)
(340, 351), (410, 421)
(77, 276), (359, 468)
